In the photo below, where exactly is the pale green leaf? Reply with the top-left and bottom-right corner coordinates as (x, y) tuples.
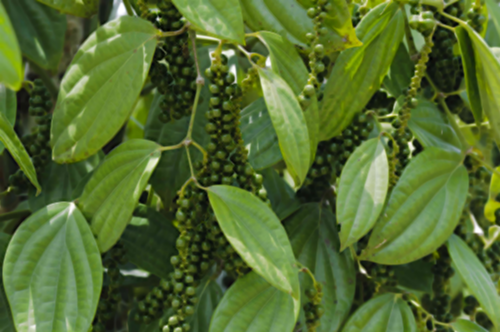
(0, 84), (17, 153)
(0, 111), (41, 193)
(452, 319), (489, 332)
(51, 16), (158, 163)
(78, 139), (161, 252)
(3, 202), (102, 332)
(448, 235), (500, 329)
(0, 232), (14, 332)
(209, 271), (299, 332)
(337, 138), (389, 251)
(2, 0), (66, 70)
(258, 67), (310, 186)
(207, 185), (300, 299)
(0, 3), (22, 90)
(36, 0), (98, 17)
(361, 148), (469, 264)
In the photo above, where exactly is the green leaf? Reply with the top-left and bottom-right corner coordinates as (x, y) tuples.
(258, 67), (310, 186)
(126, 93), (153, 140)
(240, 0), (360, 52)
(36, 0), (98, 17)
(51, 16), (159, 163)
(337, 138), (389, 251)
(360, 148), (469, 265)
(394, 260), (434, 293)
(319, 2), (404, 140)
(0, 84), (17, 154)
(486, 0), (500, 41)
(121, 208), (179, 279)
(3, 202), (102, 332)
(285, 203), (356, 332)
(0, 111), (41, 193)
(383, 43), (413, 98)
(341, 293), (417, 332)
(209, 271), (299, 332)
(448, 235), (500, 329)
(207, 185), (300, 299)
(240, 98), (282, 170)
(261, 167), (301, 220)
(408, 98), (464, 153)
(187, 279), (223, 332)
(452, 319), (489, 332)
(0, 232), (14, 332)
(485, 165), (500, 222)
(28, 153), (103, 212)
(0, 3), (22, 90)
(78, 139), (161, 252)
(2, 0), (66, 70)
(172, 0), (244, 44)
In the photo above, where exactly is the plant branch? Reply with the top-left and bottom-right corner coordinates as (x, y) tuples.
(0, 209), (31, 222)
(161, 23), (190, 37)
(122, 0), (134, 15)
(29, 61), (58, 100)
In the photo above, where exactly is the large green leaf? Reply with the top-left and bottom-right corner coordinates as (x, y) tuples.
(209, 271), (299, 332)
(36, 0), (98, 17)
(448, 235), (500, 329)
(456, 23), (500, 148)
(452, 319), (489, 332)
(408, 98), (464, 153)
(172, 0), (244, 44)
(28, 153), (102, 212)
(258, 67), (310, 186)
(0, 111), (41, 193)
(341, 293), (417, 332)
(78, 139), (161, 252)
(187, 279), (223, 332)
(337, 138), (389, 251)
(240, 98), (282, 170)
(261, 167), (301, 220)
(319, 2), (404, 140)
(285, 203), (356, 332)
(2, 0), (66, 70)
(51, 16), (158, 163)
(3, 202), (102, 332)
(207, 185), (300, 299)
(121, 208), (179, 279)
(0, 3), (22, 90)
(383, 43), (413, 97)
(0, 84), (16, 154)
(360, 148), (469, 265)
(0, 233), (14, 332)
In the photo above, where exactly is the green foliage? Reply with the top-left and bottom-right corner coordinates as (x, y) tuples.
(0, 84), (16, 154)
(36, 0), (99, 17)
(0, 3), (22, 91)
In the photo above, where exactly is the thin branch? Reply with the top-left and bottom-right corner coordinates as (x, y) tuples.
(161, 23), (190, 38)
(122, 0), (134, 15)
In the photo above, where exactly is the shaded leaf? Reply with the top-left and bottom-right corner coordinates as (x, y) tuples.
(78, 139), (161, 252)
(0, 232), (14, 332)
(187, 279), (223, 332)
(0, 3), (22, 90)
(383, 43), (413, 97)
(51, 16), (158, 162)
(452, 319), (489, 332)
(209, 271), (299, 332)
(36, 0), (99, 17)
(394, 260), (434, 293)
(3, 202), (102, 332)
(0, 84), (17, 153)
(261, 167), (301, 220)
(207, 185), (300, 299)
(361, 148), (469, 264)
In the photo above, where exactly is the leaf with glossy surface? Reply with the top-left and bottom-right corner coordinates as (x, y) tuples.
(319, 2), (404, 140)
(2, 0), (66, 70)
(0, 232), (14, 332)
(337, 138), (389, 250)
(78, 139), (161, 252)
(0, 111), (41, 193)
(3, 202), (102, 332)
(209, 271), (299, 332)
(0, 84), (17, 153)
(36, 0), (98, 17)
(207, 185), (300, 299)
(121, 208), (179, 279)
(0, 3), (22, 90)
(172, 0), (244, 43)
(408, 99), (464, 153)
(448, 235), (500, 329)
(360, 148), (469, 265)
(187, 279), (223, 332)
(285, 203), (356, 332)
(258, 67), (310, 186)
(341, 293), (417, 332)
(452, 319), (489, 332)
(261, 167), (301, 220)
(51, 16), (158, 163)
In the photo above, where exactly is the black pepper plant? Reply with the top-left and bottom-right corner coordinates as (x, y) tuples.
(2, 0), (500, 331)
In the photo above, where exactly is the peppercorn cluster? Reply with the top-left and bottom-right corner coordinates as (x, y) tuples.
(303, 287), (324, 331)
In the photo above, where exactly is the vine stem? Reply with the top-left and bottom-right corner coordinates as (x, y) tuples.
(296, 261), (319, 289)
(0, 188), (12, 199)
(439, 11), (463, 25)
(161, 23), (190, 38)
(0, 209), (31, 222)
(122, 0), (134, 15)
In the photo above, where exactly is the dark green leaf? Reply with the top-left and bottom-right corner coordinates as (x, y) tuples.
(207, 185), (300, 299)
(78, 139), (161, 252)
(3, 202), (102, 332)
(486, 0), (500, 41)
(0, 84), (17, 153)
(187, 279), (223, 332)
(383, 43), (413, 97)
(452, 319), (489, 332)
(261, 167), (301, 220)
(361, 148), (469, 264)
(121, 208), (179, 279)
(0, 232), (14, 332)
(0, 3), (22, 90)
(337, 138), (389, 251)
(36, 0), (99, 17)
(2, 0), (66, 70)
(394, 260), (434, 293)
(285, 203), (356, 332)
(447, 235), (500, 329)
(319, 2), (404, 140)
(209, 271), (299, 332)
(51, 16), (158, 162)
